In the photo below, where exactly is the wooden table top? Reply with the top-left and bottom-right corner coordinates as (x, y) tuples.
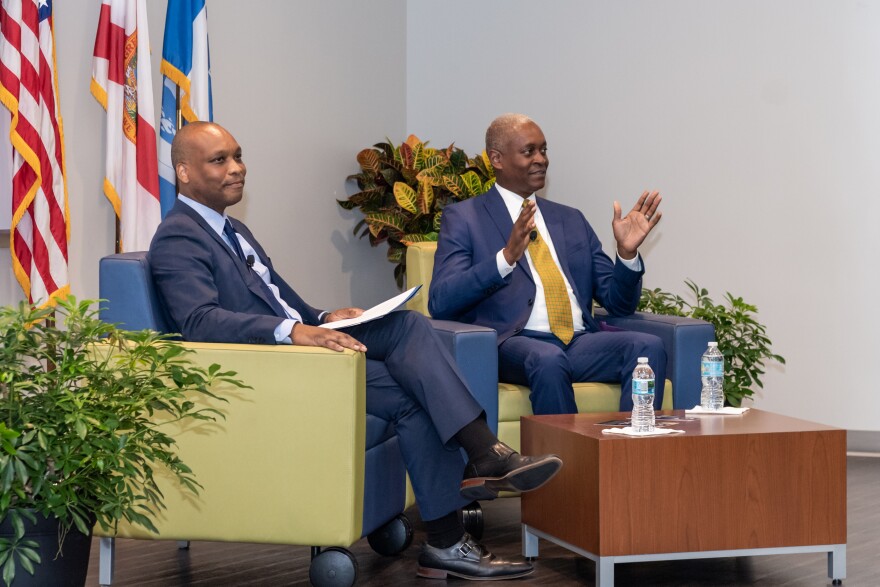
(522, 408), (842, 440)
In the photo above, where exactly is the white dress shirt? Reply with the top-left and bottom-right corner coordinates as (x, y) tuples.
(492, 184), (641, 335)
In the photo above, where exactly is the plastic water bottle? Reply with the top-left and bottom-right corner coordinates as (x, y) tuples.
(631, 357), (655, 433)
(700, 342), (724, 410)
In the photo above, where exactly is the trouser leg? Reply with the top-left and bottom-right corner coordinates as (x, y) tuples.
(344, 311), (484, 444)
(365, 359), (470, 520)
(565, 330), (667, 411)
(498, 332), (577, 415)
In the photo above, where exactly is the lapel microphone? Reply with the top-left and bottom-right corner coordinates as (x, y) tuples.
(530, 230), (537, 241)
(246, 254), (255, 268)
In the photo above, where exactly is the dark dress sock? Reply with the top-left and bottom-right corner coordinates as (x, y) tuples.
(424, 509), (465, 549)
(453, 415), (499, 461)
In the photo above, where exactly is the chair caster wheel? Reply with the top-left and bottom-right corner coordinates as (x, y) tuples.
(309, 547), (358, 587)
(462, 501), (484, 541)
(368, 514), (413, 556)
(832, 580), (843, 585)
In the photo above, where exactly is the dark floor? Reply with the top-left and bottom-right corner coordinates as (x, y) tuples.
(86, 456), (878, 586)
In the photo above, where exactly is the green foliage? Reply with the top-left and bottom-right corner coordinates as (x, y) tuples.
(340, 135), (495, 288)
(638, 280), (785, 407)
(0, 298), (247, 585)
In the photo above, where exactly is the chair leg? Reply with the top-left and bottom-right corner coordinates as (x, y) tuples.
(99, 537), (115, 586)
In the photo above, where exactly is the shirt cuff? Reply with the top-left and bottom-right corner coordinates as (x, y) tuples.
(275, 318), (298, 344)
(496, 249), (515, 277)
(617, 252), (642, 272)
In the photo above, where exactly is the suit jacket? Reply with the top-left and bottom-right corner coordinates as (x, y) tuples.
(148, 201), (323, 344)
(428, 186), (643, 344)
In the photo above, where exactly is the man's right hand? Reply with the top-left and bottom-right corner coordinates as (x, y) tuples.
(291, 323), (367, 353)
(503, 199), (537, 265)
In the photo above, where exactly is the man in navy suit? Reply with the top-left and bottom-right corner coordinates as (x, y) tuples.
(148, 121), (562, 581)
(429, 113), (667, 415)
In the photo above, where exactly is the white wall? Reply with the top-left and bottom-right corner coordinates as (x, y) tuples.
(1, 0), (404, 310)
(407, 0), (880, 431)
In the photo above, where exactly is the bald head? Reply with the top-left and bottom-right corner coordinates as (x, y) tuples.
(171, 121), (223, 169)
(485, 113), (535, 153)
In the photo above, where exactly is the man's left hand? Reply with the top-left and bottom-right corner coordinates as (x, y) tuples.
(325, 307), (365, 323)
(612, 190), (662, 260)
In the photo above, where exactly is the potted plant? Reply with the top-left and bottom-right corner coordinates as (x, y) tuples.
(339, 135), (495, 288)
(0, 298), (246, 586)
(638, 280), (785, 406)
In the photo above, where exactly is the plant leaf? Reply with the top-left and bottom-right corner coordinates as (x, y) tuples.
(392, 182), (418, 215)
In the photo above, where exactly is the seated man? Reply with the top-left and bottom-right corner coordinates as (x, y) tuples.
(148, 121), (562, 581)
(429, 113), (667, 415)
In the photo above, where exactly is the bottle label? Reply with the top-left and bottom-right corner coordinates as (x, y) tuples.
(632, 379), (655, 394)
(701, 361), (723, 377)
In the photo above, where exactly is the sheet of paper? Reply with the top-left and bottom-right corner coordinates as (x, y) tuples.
(319, 285), (422, 330)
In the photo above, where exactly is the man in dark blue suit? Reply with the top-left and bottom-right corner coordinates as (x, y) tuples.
(429, 114), (667, 415)
(148, 121), (562, 581)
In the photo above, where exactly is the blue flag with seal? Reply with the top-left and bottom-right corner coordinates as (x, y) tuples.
(159, 0), (213, 217)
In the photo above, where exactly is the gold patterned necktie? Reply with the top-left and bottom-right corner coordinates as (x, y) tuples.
(524, 201), (574, 344)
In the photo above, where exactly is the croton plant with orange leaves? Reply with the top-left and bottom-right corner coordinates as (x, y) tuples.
(339, 135), (495, 288)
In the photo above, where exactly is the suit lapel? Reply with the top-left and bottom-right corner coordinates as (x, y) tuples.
(482, 188), (534, 284)
(175, 203), (282, 313)
(176, 203), (246, 272)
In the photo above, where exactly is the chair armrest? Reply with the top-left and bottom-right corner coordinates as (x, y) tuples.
(428, 320), (499, 435)
(594, 309), (715, 409)
(102, 343), (368, 547)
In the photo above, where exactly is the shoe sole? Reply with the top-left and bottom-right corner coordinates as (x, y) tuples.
(460, 456), (563, 501)
(417, 566), (535, 581)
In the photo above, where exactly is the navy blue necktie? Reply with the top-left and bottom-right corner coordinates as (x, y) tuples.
(223, 220), (289, 319)
(223, 220), (246, 261)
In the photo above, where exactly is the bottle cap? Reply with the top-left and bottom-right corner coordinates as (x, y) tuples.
(708, 342), (718, 347)
(637, 357), (648, 363)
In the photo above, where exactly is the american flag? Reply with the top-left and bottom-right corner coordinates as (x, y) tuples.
(0, 0), (70, 305)
(91, 0), (160, 252)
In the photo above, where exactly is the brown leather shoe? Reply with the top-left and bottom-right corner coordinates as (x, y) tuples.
(460, 442), (562, 501)
(417, 533), (533, 580)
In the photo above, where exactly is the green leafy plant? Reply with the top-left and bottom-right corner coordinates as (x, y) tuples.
(0, 297), (247, 585)
(638, 280), (785, 407)
(339, 135), (495, 288)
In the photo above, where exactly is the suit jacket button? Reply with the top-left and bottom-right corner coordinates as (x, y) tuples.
(514, 326), (522, 333)
(527, 298), (534, 306)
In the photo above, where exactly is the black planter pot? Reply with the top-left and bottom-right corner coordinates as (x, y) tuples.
(0, 510), (92, 587)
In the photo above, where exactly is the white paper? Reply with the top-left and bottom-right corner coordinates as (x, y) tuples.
(319, 285), (422, 330)
(686, 406), (750, 416)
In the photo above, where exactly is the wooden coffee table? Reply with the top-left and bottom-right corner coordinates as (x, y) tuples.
(521, 409), (846, 586)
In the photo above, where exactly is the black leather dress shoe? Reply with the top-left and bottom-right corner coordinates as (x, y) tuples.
(417, 533), (533, 580)
(460, 442), (563, 501)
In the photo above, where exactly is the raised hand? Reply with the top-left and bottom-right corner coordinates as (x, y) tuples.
(612, 190), (662, 260)
(503, 199), (538, 266)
